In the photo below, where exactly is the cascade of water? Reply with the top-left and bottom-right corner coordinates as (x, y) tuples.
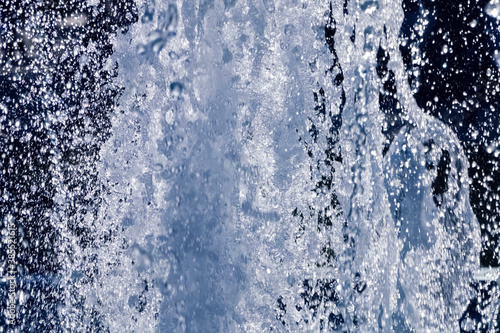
(86, 0), (482, 331)
(331, 1), (401, 330)
(0, 0), (487, 331)
(98, 1), (336, 330)
(333, 0), (481, 331)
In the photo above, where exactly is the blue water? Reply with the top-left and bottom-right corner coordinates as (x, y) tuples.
(2, 0), (499, 331)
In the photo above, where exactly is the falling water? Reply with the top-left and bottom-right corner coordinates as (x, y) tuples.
(2, 0), (497, 331)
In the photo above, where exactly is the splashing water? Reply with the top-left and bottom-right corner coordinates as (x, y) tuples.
(1, 0), (491, 331)
(91, 0), (481, 331)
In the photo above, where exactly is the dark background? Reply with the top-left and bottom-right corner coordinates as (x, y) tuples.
(400, 0), (500, 267)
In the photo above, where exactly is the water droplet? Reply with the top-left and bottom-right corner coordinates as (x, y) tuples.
(486, 0), (500, 19)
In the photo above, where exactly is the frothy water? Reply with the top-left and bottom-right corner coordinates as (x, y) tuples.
(94, 0), (480, 330)
(1, 0), (495, 331)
